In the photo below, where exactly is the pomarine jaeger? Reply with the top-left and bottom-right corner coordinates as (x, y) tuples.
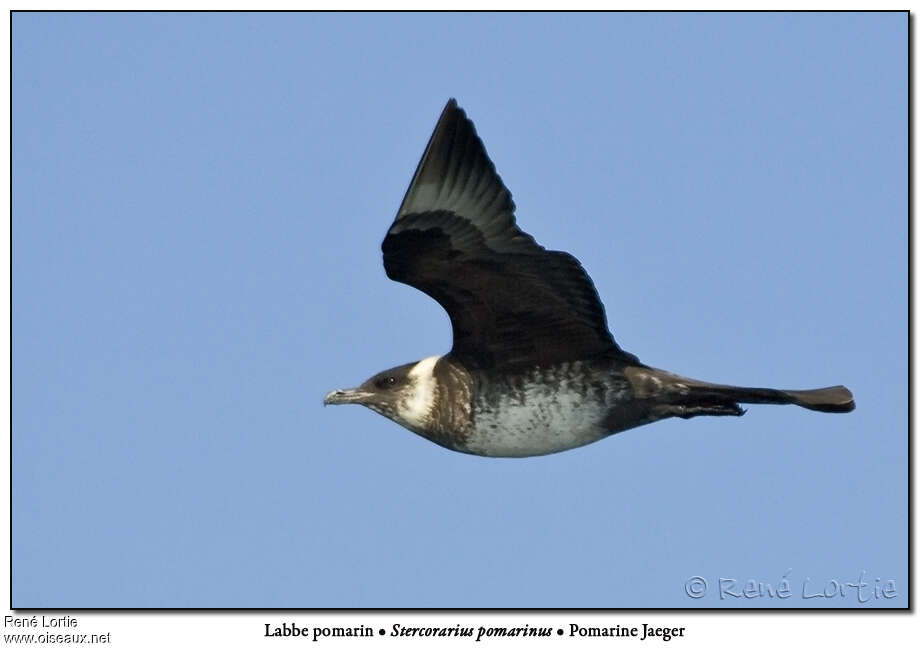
(324, 99), (854, 457)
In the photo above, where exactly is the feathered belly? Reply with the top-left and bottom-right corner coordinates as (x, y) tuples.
(466, 374), (627, 457)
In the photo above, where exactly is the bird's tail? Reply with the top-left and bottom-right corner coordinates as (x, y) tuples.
(680, 382), (855, 413)
(625, 366), (855, 419)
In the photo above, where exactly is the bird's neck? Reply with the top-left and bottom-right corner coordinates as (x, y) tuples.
(397, 355), (474, 451)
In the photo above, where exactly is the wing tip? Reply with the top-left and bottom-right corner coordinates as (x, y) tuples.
(439, 98), (464, 130)
(441, 97), (460, 118)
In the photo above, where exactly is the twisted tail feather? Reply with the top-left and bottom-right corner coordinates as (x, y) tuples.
(624, 366), (855, 420)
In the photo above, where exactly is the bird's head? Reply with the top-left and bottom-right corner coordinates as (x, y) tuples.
(323, 356), (441, 432)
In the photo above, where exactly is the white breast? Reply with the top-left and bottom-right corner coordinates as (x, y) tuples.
(467, 375), (611, 457)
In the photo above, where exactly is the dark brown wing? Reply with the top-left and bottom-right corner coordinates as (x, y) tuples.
(383, 99), (630, 370)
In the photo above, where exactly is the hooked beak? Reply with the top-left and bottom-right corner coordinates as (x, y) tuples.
(323, 387), (372, 406)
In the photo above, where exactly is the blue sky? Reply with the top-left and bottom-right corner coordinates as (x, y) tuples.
(12, 12), (905, 608)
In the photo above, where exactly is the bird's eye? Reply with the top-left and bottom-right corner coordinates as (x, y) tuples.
(376, 376), (397, 389)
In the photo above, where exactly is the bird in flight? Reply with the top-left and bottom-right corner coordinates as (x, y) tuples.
(324, 99), (854, 457)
